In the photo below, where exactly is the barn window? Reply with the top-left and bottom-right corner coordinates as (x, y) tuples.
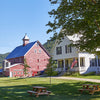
(39, 49), (41, 53)
(37, 66), (39, 69)
(37, 59), (39, 62)
(34, 49), (37, 53)
(21, 72), (23, 75)
(44, 59), (46, 61)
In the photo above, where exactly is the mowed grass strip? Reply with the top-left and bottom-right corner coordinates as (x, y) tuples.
(64, 75), (100, 80)
(0, 77), (100, 100)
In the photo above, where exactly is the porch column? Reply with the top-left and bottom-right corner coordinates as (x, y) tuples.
(63, 59), (66, 71)
(57, 60), (58, 68)
(96, 56), (99, 73)
(78, 56), (80, 73)
(96, 56), (99, 67)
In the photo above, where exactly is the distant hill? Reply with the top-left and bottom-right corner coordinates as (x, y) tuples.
(43, 39), (55, 54)
(0, 53), (9, 68)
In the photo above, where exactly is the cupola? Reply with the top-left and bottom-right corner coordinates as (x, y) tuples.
(22, 34), (29, 46)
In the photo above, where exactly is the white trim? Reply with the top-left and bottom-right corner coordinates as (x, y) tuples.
(5, 63), (24, 69)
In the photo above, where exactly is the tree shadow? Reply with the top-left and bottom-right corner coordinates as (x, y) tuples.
(0, 80), (100, 100)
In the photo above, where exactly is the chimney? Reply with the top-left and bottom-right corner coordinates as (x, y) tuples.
(22, 33), (29, 46)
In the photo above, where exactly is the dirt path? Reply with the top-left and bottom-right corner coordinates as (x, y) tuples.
(52, 76), (100, 83)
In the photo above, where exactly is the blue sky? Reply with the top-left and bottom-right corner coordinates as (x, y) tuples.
(0, 0), (57, 54)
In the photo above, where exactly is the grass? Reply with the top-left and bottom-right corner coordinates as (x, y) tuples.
(0, 77), (100, 100)
(63, 71), (100, 80)
(69, 75), (100, 80)
(63, 74), (100, 80)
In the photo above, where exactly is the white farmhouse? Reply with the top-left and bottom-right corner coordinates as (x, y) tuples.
(51, 36), (100, 74)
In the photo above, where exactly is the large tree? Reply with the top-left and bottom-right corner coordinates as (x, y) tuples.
(47, 0), (100, 55)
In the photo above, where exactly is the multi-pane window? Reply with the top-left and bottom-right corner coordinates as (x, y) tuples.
(6, 62), (8, 67)
(58, 60), (63, 68)
(90, 58), (97, 67)
(56, 46), (62, 55)
(65, 45), (72, 53)
(80, 57), (85, 67)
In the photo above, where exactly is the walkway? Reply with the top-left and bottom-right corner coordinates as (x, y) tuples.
(53, 76), (100, 83)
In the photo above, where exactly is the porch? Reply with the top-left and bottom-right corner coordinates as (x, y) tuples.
(54, 58), (79, 72)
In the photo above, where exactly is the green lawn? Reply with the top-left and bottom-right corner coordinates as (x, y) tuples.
(0, 77), (100, 100)
(65, 75), (100, 80)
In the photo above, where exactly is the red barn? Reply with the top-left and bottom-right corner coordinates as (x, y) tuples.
(3, 34), (50, 77)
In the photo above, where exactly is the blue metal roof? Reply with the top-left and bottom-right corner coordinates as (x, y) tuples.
(0, 69), (3, 72)
(6, 41), (37, 59)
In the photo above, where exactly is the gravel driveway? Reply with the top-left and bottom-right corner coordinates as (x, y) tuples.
(53, 76), (100, 83)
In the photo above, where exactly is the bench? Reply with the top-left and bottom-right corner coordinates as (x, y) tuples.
(27, 90), (51, 97)
(78, 89), (94, 94)
(78, 84), (100, 95)
(27, 90), (38, 95)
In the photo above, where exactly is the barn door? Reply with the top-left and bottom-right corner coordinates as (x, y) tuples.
(10, 72), (13, 77)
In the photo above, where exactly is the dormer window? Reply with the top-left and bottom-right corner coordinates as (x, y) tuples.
(56, 46), (62, 55)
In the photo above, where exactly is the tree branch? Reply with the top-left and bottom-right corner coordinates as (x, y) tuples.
(95, 20), (100, 31)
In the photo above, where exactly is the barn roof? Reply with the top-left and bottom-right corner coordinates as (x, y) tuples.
(6, 41), (37, 59)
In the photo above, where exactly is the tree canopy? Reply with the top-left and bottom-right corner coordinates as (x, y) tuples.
(47, 0), (100, 55)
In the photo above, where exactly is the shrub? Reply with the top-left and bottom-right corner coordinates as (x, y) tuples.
(63, 71), (80, 76)
(45, 70), (58, 76)
(82, 71), (96, 76)
(51, 71), (58, 76)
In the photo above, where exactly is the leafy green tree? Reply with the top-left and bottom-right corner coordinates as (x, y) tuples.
(47, 0), (100, 55)
(43, 39), (55, 53)
(23, 59), (30, 77)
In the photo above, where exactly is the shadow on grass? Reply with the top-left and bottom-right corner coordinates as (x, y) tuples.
(0, 80), (100, 100)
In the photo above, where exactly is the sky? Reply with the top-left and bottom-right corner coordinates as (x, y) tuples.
(0, 0), (57, 54)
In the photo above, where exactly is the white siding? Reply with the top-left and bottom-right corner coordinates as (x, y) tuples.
(51, 36), (99, 74)
(52, 37), (78, 60)
(79, 53), (98, 74)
